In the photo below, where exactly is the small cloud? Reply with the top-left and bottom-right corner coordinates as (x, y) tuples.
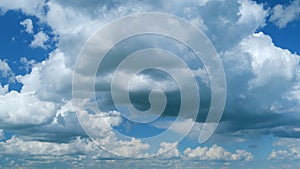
(30, 31), (49, 49)
(20, 57), (35, 73)
(0, 59), (15, 83)
(20, 18), (33, 34)
(269, 0), (300, 28)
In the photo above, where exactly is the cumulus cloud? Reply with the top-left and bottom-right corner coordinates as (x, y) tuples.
(0, 135), (252, 163)
(0, 100), (150, 157)
(157, 142), (180, 158)
(0, 60), (10, 76)
(269, 149), (299, 160)
(20, 19), (33, 34)
(238, 32), (299, 88)
(30, 31), (49, 49)
(1, 0), (296, 140)
(0, 59), (15, 82)
(268, 138), (300, 160)
(0, 136), (114, 168)
(269, 0), (300, 28)
(237, 0), (267, 26)
(19, 49), (73, 102)
(219, 31), (300, 138)
(0, 91), (57, 128)
(183, 144), (253, 161)
(0, 136), (94, 156)
(194, 0), (267, 51)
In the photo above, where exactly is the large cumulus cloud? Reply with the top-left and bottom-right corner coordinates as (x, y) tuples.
(219, 32), (300, 138)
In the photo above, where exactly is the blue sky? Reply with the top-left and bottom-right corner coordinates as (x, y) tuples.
(0, 0), (300, 168)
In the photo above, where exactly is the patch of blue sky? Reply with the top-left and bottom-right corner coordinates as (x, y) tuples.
(0, 10), (57, 92)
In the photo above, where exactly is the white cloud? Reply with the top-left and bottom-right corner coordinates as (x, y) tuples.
(76, 106), (151, 157)
(268, 149), (296, 160)
(238, 32), (299, 88)
(0, 83), (8, 95)
(0, 59), (15, 82)
(183, 144), (253, 161)
(269, 0), (300, 28)
(0, 136), (105, 157)
(77, 109), (122, 139)
(237, 0), (267, 26)
(19, 49), (73, 102)
(107, 138), (150, 157)
(223, 31), (300, 98)
(157, 142), (180, 158)
(0, 91), (57, 127)
(0, 59), (10, 76)
(0, 60), (11, 74)
(30, 31), (49, 49)
(20, 19), (33, 34)
(0, 135), (252, 162)
(0, 131), (150, 159)
(268, 138), (300, 160)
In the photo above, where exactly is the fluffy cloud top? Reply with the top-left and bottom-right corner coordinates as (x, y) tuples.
(157, 142), (180, 158)
(0, 91), (57, 127)
(183, 144), (253, 161)
(0, 136), (252, 162)
(220, 31), (300, 138)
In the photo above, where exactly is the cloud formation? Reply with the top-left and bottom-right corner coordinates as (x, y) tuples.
(30, 31), (49, 49)
(20, 19), (33, 34)
(183, 144), (253, 161)
(0, 0), (299, 166)
(0, 136), (252, 162)
(0, 59), (15, 82)
(219, 31), (300, 138)
(270, 0), (300, 28)
(268, 138), (300, 160)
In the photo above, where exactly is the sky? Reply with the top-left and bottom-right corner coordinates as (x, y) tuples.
(0, 0), (300, 168)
